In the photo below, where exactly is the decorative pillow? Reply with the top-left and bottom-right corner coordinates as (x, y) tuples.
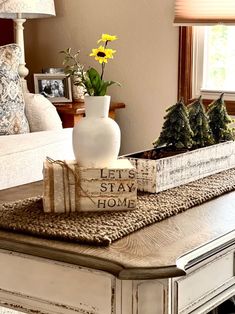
(0, 44), (29, 135)
(23, 93), (62, 132)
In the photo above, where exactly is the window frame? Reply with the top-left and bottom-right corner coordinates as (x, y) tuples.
(178, 26), (235, 114)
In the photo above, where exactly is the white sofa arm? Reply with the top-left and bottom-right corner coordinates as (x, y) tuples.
(23, 93), (62, 132)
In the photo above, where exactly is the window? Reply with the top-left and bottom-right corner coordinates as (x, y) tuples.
(192, 25), (235, 101)
(178, 26), (235, 114)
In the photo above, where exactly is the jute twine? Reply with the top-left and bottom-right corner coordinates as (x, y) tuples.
(46, 157), (95, 205)
(1, 168), (235, 246)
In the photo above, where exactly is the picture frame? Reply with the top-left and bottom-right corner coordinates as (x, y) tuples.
(33, 73), (72, 103)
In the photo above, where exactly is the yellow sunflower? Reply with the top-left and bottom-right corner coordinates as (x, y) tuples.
(97, 34), (118, 43)
(90, 46), (116, 64)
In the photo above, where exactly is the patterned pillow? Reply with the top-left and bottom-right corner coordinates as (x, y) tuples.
(0, 44), (29, 135)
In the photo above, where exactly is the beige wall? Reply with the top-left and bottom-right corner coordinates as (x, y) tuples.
(25, 0), (179, 154)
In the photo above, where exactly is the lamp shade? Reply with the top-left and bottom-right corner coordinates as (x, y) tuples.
(174, 0), (235, 25)
(0, 0), (55, 19)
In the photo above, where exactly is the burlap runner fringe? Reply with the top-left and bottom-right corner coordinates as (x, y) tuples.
(1, 168), (235, 246)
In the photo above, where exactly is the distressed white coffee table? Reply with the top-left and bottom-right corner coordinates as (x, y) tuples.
(0, 182), (235, 314)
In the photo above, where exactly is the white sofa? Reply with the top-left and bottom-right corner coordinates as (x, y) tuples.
(0, 93), (74, 190)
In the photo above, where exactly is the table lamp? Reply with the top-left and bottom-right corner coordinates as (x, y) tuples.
(174, 0), (235, 25)
(0, 0), (56, 91)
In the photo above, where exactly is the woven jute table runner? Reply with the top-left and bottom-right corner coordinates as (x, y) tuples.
(1, 168), (235, 246)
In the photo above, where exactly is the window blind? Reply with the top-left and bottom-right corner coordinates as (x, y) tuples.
(174, 0), (235, 25)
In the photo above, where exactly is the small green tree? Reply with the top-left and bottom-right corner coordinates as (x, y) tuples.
(153, 98), (193, 150)
(188, 96), (214, 148)
(207, 93), (234, 143)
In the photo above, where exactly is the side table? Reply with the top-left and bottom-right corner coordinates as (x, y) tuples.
(54, 101), (125, 128)
(1, 182), (235, 313)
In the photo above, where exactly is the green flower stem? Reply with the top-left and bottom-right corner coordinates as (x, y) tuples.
(101, 41), (108, 80)
(101, 62), (105, 80)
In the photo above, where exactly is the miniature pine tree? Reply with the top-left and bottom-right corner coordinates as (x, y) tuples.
(153, 98), (193, 150)
(188, 96), (214, 148)
(207, 93), (234, 143)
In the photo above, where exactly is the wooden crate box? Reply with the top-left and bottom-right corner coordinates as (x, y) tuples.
(43, 158), (137, 213)
(125, 141), (235, 193)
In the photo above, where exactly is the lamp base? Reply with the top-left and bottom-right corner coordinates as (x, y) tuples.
(18, 63), (29, 92)
(20, 77), (29, 93)
(14, 18), (29, 92)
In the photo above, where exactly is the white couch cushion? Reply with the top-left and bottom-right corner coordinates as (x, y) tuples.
(0, 128), (74, 190)
(0, 44), (29, 135)
(24, 93), (62, 132)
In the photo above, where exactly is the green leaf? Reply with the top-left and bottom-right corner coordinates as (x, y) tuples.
(105, 80), (121, 88)
(87, 68), (102, 95)
(83, 76), (94, 96)
(98, 80), (121, 96)
(96, 81), (105, 96)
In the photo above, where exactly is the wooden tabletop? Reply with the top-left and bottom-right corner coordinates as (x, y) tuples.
(1, 182), (235, 280)
(54, 102), (125, 115)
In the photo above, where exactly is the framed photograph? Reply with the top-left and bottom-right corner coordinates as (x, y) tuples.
(34, 73), (72, 103)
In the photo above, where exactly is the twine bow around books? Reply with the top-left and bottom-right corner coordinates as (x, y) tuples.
(43, 157), (95, 213)
(46, 157), (95, 204)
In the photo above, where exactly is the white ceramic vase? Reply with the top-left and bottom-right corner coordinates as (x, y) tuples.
(72, 95), (121, 167)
